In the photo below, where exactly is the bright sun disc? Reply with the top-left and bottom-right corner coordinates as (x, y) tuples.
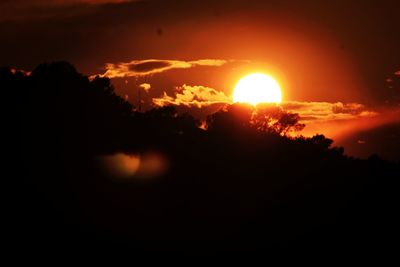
(233, 73), (282, 105)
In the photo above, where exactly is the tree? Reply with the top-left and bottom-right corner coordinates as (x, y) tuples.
(207, 103), (305, 136)
(206, 103), (253, 133)
(273, 112), (305, 135)
(309, 134), (333, 150)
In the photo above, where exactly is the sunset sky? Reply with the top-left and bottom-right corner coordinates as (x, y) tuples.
(2, 0), (399, 159)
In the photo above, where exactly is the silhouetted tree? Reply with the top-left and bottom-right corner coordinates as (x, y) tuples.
(250, 104), (305, 135)
(309, 134), (334, 150)
(206, 103), (253, 133)
(206, 103), (305, 136)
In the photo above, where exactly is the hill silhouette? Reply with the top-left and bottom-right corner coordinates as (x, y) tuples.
(8, 62), (400, 251)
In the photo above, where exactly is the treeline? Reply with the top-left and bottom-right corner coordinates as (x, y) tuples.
(6, 62), (399, 251)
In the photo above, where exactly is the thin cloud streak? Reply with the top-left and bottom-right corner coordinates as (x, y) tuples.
(93, 59), (229, 79)
(281, 101), (378, 123)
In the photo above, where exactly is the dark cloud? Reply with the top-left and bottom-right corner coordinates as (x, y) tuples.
(129, 61), (172, 73)
(93, 59), (228, 78)
(332, 102), (365, 115)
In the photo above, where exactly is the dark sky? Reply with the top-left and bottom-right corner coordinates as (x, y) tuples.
(2, 0), (400, 158)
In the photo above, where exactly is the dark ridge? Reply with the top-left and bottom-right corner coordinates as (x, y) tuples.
(8, 61), (400, 252)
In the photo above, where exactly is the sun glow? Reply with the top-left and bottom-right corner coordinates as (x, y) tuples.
(233, 73), (282, 105)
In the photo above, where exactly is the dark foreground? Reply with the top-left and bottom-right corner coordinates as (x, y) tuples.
(7, 62), (400, 251)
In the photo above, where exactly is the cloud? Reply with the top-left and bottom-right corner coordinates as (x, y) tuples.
(151, 84), (377, 123)
(281, 101), (378, 123)
(152, 84), (231, 108)
(93, 59), (228, 78)
(139, 83), (151, 92)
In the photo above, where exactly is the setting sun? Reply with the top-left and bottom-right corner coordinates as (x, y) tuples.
(233, 73), (282, 105)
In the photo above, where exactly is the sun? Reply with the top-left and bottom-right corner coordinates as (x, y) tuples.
(233, 73), (282, 105)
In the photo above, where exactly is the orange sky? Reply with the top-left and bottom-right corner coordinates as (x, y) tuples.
(1, 0), (399, 159)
